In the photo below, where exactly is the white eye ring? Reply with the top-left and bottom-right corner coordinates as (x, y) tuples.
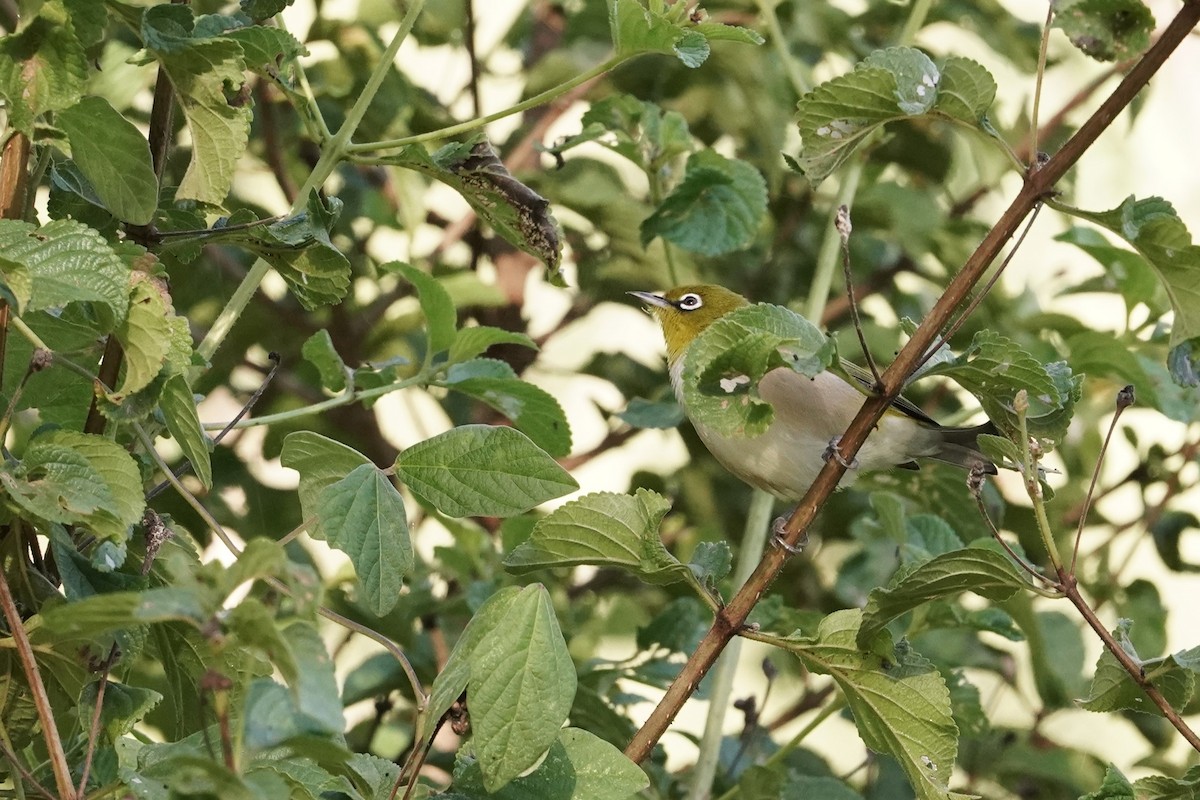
(677, 293), (703, 310)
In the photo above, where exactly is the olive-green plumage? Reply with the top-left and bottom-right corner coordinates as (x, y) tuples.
(631, 285), (995, 499)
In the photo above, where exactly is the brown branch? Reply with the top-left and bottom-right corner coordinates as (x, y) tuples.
(82, 334), (123, 434)
(0, 736), (57, 800)
(623, 0), (1200, 763)
(87, 33), (180, 433)
(0, 130), (33, 392)
(1060, 569), (1200, 751)
(77, 644), (120, 796)
(0, 568), (76, 798)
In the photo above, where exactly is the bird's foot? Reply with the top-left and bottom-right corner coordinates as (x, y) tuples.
(823, 436), (859, 470)
(770, 515), (809, 555)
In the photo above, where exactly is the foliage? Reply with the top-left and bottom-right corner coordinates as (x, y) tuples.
(0, 0), (1197, 799)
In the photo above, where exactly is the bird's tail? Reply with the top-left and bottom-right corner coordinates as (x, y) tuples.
(932, 421), (1000, 475)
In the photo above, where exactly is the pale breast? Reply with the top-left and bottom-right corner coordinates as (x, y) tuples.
(674, 364), (942, 499)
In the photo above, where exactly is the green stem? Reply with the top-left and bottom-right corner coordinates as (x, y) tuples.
(10, 315), (100, 384)
(9, 315), (46, 350)
(663, 242), (682, 286)
(755, 0), (810, 96)
(196, 0), (427, 363)
(348, 55), (630, 154)
(687, 490), (776, 800)
(200, 372), (429, 431)
(896, 0), (933, 46)
(804, 160), (864, 322)
(1030, 3), (1055, 163)
(1016, 392), (1063, 570)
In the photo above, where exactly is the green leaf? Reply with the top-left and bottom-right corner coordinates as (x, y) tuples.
(1080, 620), (1194, 715)
(240, 0), (294, 21)
(387, 140), (563, 285)
(858, 545), (1031, 648)
(111, 275), (174, 398)
(608, 0), (762, 67)
(795, 48), (997, 184)
(301, 329), (347, 392)
(6, 429), (145, 566)
(315, 463), (413, 616)
(394, 425), (577, 518)
(225, 600), (299, 688)
(454, 728), (649, 800)
(1064, 196), (1200, 349)
(1080, 764), (1136, 800)
(443, 360), (572, 457)
(919, 329), (1080, 447)
(80, 680), (162, 739)
(281, 619), (346, 734)
(1134, 765), (1200, 799)
(616, 397), (685, 429)
(159, 374), (213, 489)
(449, 326), (538, 364)
(222, 25), (307, 72)
(384, 261), (458, 355)
(426, 587), (521, 733)
(1, 442), (115, 524)
(145, 6), (251, 205)
(0, 219), (129, 322)
(781, 610), (963, 800)
(933, 57), (998, 124)
(504, 488), (672, 576)
(470, 584), (577, 791)
(42, 586), (215, 637)
(0, 0), (88, 132)
(679, 302), (834, 437)
(641, 150), (767, 256)
(1114, 579), (1167, 657)
(57, 96), (158, 225)
(1052, 0), (1154, 61)
(1168, 339), (1200, 390)
(280, 432), (374, 537)
(552, 95), (693, 171)
(234, 193), (352, 309)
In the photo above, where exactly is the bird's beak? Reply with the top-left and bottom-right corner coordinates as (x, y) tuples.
(627, 290), (672, 309)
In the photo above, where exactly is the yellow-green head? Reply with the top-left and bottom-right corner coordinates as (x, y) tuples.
(629, 284), (749, 365)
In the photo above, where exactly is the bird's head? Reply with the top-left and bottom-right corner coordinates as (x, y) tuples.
(629, 284), (749, 365)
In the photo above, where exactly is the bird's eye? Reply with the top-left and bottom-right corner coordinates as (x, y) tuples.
(677, 293), (703, 311)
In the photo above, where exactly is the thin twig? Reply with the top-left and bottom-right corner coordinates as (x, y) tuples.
(0, 735), (58, 800)
(0, 568), (75, 798)
(77, 643), (120, 796)
(915, 202), (1045, 374)
(970, 468), (1058, 589)
(835, 204), (880, 386)
(146, 352), (282, 500)
(1070, 385), (1135, 574)
(1030, 2), (1056, 162)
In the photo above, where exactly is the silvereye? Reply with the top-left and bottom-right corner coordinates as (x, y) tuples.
(630, 284), (996, 499)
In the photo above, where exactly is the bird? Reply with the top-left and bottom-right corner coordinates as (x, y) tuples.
(630, 284), (997, 504)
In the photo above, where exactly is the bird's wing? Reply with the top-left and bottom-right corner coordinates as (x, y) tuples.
(834, 358), (942, 428)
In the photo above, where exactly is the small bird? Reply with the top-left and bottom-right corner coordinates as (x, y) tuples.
(630, 284), (996, 500)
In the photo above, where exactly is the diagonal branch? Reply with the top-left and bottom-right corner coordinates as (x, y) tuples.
(624, 0), (1200, 763)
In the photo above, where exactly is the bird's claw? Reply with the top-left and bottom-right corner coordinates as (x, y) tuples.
(770, 515), (809, 555)
(823, 436), (859, 470)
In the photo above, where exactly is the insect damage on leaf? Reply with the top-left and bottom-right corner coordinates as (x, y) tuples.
(447, 141), (563, 281)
